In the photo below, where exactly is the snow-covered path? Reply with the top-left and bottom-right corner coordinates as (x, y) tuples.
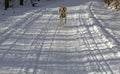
(0, 0), (120, 74)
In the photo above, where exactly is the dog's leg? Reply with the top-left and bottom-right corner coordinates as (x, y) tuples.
(62, 18), (64, 27)
(60, 18), (64, 27)
(60, 18), (63, 26)
(65, 17), (67, 24)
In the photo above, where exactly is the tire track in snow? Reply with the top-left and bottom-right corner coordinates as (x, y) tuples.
(76, 8), (106, 73)
(88, 0), (120, 46)
(87, 1), (120, 73)
(69, 8), (92, 74)
(16, 10), (58, 74)
(42, 16), (60, 74)
(0, 9), (45, 45)
(80, 12), (113, 74)
(70, 12), (89, 74)
(17, 9), (54, 74)
(71, 5), (105, 73)
(0, 8), (47, 67)
(32, 14), (57, 74)
(76, 2), (118, 74)
(0, 8), (55, 74)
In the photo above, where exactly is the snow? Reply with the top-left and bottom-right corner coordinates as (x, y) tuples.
(0, 0), (120, 74)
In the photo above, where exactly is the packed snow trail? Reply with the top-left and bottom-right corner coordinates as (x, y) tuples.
(0, 0), (120, 74)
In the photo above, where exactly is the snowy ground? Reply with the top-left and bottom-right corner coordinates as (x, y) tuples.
(0, 0), (120, 74)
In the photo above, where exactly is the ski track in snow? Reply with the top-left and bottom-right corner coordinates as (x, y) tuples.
(0, 0), (120, 74)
